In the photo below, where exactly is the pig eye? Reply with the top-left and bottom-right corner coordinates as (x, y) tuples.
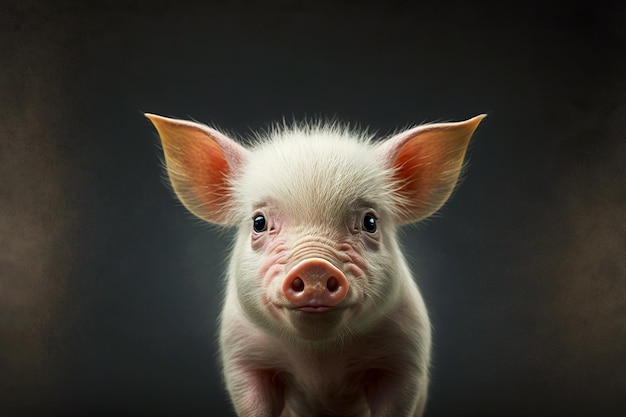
(363, 213), (377, 233)
(253, 214), (267, 233)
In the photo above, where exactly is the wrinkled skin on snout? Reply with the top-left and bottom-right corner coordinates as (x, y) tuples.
(146, 113), (485, 417)
(234, 205), (397, 343)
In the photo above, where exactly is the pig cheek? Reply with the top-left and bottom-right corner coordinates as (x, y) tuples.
(342, 233), (390, 318)
(364, 251), (400, 317)
(338, 242), (368, 278)
(362, 233), (381, 252)
(334, 245), (362, 300)
(252, 235), (290, 320)
(263, 266), (291, 325)
(250, 230), (267, 252)
(255, 235), (288, 291)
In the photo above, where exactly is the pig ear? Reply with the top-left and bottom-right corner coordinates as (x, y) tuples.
(145, 114), (249, 225)
(378, 114), (486, 224)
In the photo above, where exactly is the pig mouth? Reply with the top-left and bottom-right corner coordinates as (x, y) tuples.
(295, 305), (334, 313)
(290, 304), (355, 314)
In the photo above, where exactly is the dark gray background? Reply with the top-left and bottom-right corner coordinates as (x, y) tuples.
(2, 1), (625, 416)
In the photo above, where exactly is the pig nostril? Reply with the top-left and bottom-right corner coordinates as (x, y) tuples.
(326, 277), (339, 292)
(291, 277), (305, 292)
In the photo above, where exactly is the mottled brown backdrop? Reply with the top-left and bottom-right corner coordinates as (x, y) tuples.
(1, 1), (625, 416)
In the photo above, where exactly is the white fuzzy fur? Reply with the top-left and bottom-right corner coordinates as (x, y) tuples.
(146, 114), (483, 417)
(221, 124), (431, 417)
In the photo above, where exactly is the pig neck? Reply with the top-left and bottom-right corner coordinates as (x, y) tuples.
(277, 291), (429, 391)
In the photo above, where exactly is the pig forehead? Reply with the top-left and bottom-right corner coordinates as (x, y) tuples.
(233, 133), (393, 219)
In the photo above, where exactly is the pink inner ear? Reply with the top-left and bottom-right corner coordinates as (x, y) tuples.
(170, 132), (231, 215)
(391, 130), (457, 220)
(384, 115), (485, 223)
(146, 114), (248, 225)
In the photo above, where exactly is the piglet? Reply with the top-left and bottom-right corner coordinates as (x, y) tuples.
(146, 113), (485, 417)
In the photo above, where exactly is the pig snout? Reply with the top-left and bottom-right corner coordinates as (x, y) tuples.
(282, 258), (349, 312)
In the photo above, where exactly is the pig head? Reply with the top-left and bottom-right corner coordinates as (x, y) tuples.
(146, 113), (484, 417)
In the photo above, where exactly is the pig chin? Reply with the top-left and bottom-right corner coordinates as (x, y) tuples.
(283, 308), (351, 342)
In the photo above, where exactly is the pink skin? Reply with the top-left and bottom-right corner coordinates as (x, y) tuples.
(254, 219), (363, 323)
(253, 207), (369, 319)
